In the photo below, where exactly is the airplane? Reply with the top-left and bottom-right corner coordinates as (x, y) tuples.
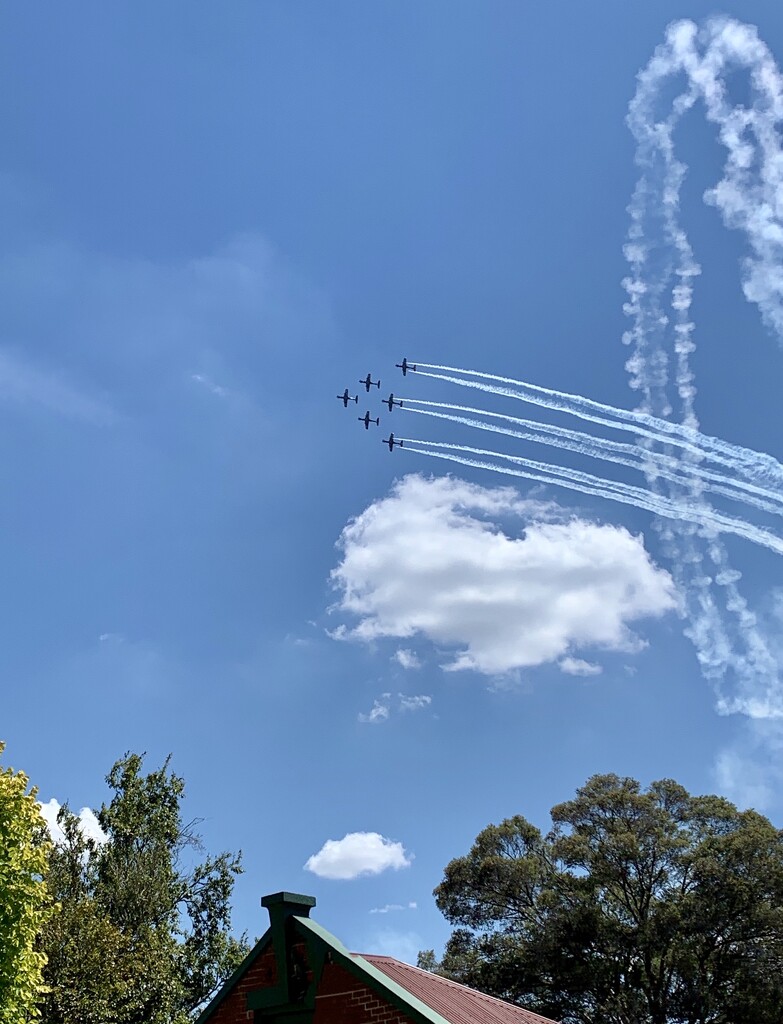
(337, 388), (359, 407)
(359, 411), (380, 430)
(395, 358), (417, 376)
(361, 373), (381, 392)
(384, 392), (403, 412)
(382, 433), (403, 451)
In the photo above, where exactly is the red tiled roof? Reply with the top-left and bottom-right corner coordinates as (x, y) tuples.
(359, 955), (559, 1024)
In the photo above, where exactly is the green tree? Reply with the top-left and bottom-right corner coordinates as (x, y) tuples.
(0, 741), (54, 1024)
(39, 752), (248, 1024)
(430, 774), (783, 1024)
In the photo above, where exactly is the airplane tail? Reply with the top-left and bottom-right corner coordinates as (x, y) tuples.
(353, 396), (358, 403)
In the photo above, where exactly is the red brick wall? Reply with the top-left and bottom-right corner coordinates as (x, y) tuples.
(314, 963), (414, 1024)
(203, 954), (414, 1024)
(206, 944), (277, 1024)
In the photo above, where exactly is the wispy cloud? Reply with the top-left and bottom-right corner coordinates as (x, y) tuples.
(0, 346), (114, 423)
(394, 649), (421, 670)
(362, 929), (424, 965)
(398, 694), (432, 712)
(559, 657), (602, 677)
(305, 832), (413, 880)
(190, 372), (229, 399)
(358, 692), (433, 724)
(358, 697), (392, 724)
(370, 901), (417, 914)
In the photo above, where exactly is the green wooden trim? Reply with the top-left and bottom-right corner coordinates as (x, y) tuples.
(293, 918), (452, 1024)
(193, 928), (272, 1024)
(261, 892), (316, 912)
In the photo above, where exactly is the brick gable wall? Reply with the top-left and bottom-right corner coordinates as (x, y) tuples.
(202, 954), (415, 1024)
(206, 945), (277, 1024)
(314, 963), (414, 1024)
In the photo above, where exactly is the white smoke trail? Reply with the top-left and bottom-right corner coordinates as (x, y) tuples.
(623, 17), (783, 713)
(397, 438), (783, 555)
(401, 401), (783, 515)
(412, 364), (783, 485)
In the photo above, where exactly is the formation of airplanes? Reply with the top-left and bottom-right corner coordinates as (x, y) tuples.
(335, 358), (416, 451)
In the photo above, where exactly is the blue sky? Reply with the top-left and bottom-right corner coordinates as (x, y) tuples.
(3, 2), (783, 964)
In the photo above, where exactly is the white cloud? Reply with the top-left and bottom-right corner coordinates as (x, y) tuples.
(39, 798), (106, 846)
(358, 698), (391, 724)
(394, 649), (421, 670)
(331, 475), (676, 676)
(398, 694), (432, 712)
(370, 901), (417, 914)
(560, 657), (603, 677)
(305, 832), (413, 880)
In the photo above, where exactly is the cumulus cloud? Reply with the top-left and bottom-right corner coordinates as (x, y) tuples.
(305, 832), (412, 880)
(39, 798), (106, 846)
(394, 649), (421, 670)
(560, 657), (603, 677)
(331, 475), (676, 676)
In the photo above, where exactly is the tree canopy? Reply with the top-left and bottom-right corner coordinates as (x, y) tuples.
(39, 752), (248, 1024)
(425, 773), (783, 1024)
(0, 741), (53, 1024)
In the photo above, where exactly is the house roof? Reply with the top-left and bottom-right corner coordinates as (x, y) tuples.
(196, 893), (558, 1024)
(361, 955), (558, 1024)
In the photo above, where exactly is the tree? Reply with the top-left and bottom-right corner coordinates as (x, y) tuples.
(39, 752), (248, 1024)
(429, 774), (783, 1024)
(0, 741), (54, 1024)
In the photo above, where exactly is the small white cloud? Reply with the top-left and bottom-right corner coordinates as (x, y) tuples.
(394, 649), (421, 670)
(398, 694), (432, 712)
(370, 901), (417, 914)
(305, 832), (413, 880)
(331, 475), (676, 676)
(358, 698), (391, 724)
(39, 798), (107, 846)
(559, 657), (603, 677)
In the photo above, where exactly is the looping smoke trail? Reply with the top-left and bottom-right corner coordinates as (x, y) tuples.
(404, 18), (783, 718)
(622, 16), (783, 714)
(397, 438), (783, 556)
(401, 400), (783, 515)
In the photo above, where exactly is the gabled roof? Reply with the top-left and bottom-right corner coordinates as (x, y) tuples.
(362, 955), (557, 1024)
(196, 893), (558, 1024)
